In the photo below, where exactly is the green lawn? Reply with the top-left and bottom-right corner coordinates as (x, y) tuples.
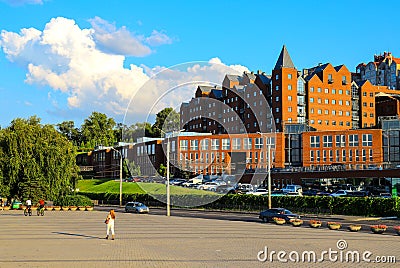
(76, 179), (219, 196)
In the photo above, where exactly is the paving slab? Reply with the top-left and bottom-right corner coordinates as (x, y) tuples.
(0, 209), (398, 267)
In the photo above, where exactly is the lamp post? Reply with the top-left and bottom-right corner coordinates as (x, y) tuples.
(111, 147), (123, 207)
(258, 132), (272, 209)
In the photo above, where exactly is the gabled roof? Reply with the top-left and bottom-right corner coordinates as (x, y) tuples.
(392, 57), (400, 64)
(225, 74), (240, 82)
(244, 72), (256, 81)
(355, 80), (369, 87)
(256, 73), (272, 84)
(334, 64), (345, 71)
(274, 45), (295, 70)
(210, 89), (222, 99)
(197, 85), (213, 93)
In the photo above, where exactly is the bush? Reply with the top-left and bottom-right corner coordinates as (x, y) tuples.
(54, 195), (93, 207)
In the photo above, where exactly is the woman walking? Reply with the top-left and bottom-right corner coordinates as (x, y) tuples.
(105, 209), (116, 240)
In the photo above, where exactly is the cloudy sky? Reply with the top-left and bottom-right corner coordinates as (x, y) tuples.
(0, 0), (399, 127)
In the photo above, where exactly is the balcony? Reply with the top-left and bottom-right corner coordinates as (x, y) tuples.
(351, 93), (359, 99)
(297, 101), (306, 106)
(297, 90), (306, 96)
(328, 79), (334, 84)
(297, 111), (306, 117)
(342, 80), (348, 85)
(352, 115), (359, 121)
(352, 104), (359, 110)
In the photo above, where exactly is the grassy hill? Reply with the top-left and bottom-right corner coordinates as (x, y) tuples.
(76, 179), (219, 196)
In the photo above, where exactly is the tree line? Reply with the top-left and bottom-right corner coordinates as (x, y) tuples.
(0, 108), (179, 202)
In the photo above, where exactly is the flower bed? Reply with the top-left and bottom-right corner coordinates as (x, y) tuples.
(327, 222), (342, 230)
(290, 219), (303, 227)
(273, 217), (286, 225)
(394, 226), (400, 236)
(370, 225), (387, 234)
(348, 224), (362, 232)
(309, 220), (322, 228)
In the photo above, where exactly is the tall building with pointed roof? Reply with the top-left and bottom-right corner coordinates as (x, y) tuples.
(271, 45), (304, 132)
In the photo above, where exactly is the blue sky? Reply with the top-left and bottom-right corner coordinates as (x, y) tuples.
(0, 0), (399, 128)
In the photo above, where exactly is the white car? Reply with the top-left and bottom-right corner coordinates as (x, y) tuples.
(197, 182), (218, 191)
(247, 188), (268, 196)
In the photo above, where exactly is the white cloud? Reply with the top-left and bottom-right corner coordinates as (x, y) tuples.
(89, 16), (152, 57)
(0, 16), (249, 125)
(146, 30), (173, 46)
(1, 0), (44, 6)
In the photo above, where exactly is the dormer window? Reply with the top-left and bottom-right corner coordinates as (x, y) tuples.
(328, 74), (333, 83)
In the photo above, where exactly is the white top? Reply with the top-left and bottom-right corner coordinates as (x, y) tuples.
(26, 200), (32, 206)
(107, 214), (115, 224)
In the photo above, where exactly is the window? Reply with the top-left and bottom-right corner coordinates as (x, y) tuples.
(338, 100), (343, 105)
(180, 140), (188, 150)
(328, 74), (332, 82)
(362, 134), (372, 146)
(325, 88), (329, 93)
(318, 109), (322, 114)
(369, 149), (373, 161)
(336, 135), (345, 147)
(276, 108), (279, 112)
(310, 108), (314, 114)
(232, 138), (241, 150)
(310, 150), (314, 162)
(332, 110), (336, 115)
(349, 150), (353, 161)
(316, 150), (320, 162)
(244, 138), (252, 149)
(342, 149), (346, 161)
(211, 139), (219, 150)
(370, 103), (374, 107)
(363, 102), (367, 107)
(275, 86), (279, 91)
(370, 92), (374, 97)
(275, 74), (279, 80)
(338, 89), (343, 94)
(288, 74), (292, 79)
(362, 149), (366, 161)
(288, 84), (292, 90)
(310, 136), (320, 148)
(310, 98), (314, 103)
(222, 138), (230, 150)
(323, 135), (333, 147)
(190, 140), (199, 150)
(332, 89), (336, 94)
(336, 150), (340, 162)
(275, 96), (279, 102)
(288, 96), (292, 101)
(317, 87), (321, 93)
(325, 99), (329, 104)
(288, 107), (292, 112)
(318, 98), (322, 103)
(349, 134), (359, 146)
(332, 99), (336, 104)
(363, 92), (367, 96)
(310, 87), (314, 92)
(346, 101), (350, 106)
(255, 138), (263, 149)
(323, 150), (327, 162)
(325, 110), (329, 115)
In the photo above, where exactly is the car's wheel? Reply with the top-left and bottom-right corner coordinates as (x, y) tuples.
(262, 217), (268, 223)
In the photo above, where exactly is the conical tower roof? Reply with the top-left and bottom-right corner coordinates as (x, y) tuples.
(274, 45), (295, 70)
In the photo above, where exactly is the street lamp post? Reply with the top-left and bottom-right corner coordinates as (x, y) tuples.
(166, 135), (171, 217)
(258, 132), (272, 209)
(111, 147), (123, 207)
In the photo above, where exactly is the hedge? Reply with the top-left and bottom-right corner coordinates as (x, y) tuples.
(77, 192), (400, 217)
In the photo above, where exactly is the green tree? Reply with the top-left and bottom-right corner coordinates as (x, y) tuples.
(158, 164), (167, 178)
(81, 112), (116, 147)
(125, 159), (141, 176)
(152, 108), (180, 137)
(0, 116), (80, 201)
(123, 122), (154, 142)
(57, 120), (81, 146)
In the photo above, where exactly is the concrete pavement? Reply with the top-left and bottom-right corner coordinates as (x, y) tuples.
(0, 209), (398, 267)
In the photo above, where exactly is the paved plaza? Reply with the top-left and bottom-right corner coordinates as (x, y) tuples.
(0, 209), (398, 267)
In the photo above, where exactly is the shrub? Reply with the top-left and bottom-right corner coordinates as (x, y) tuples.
(54, 195), (93, 207)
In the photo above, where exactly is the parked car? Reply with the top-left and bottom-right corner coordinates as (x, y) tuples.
(125, 202), (149, 213)
(215, 185), (236, 194)
(270, 190), (287, 196)
(378, 192), (392, 198)
(236, 183), (254, 194)
(169, 179), (186, 186)
(346, 191), (370, 197)
(282, 184), (302, 194)
(197, 182), (218, 191)
(286, 191), (302, 197)
(259, 208), (300, 223)
(329, 190), (349, 197)
(247, 188), (268, 196)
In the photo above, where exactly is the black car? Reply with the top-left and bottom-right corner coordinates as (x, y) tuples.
(259, 208), (300, 223)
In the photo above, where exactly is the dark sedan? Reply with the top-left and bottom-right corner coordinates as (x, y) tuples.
(259, 208), (300, 223)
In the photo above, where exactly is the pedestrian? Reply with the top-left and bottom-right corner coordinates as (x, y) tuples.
(105, 209), (116, 240)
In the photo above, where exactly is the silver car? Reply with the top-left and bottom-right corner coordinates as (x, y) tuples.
(125, 202), (149, 213)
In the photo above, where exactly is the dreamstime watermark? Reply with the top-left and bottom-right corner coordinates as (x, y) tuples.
(257, 239), (396, 263)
